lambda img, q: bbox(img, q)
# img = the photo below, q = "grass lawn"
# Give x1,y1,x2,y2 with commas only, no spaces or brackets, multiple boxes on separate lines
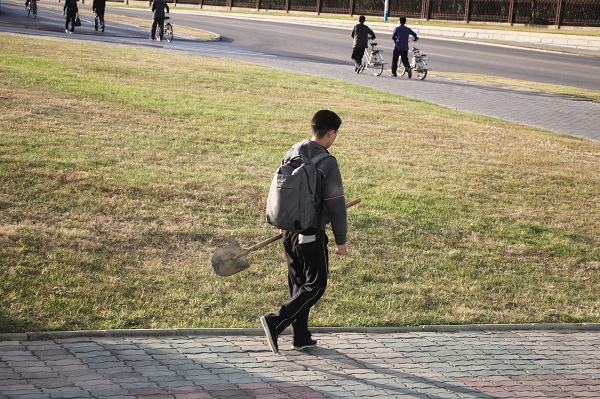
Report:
0,33,599,333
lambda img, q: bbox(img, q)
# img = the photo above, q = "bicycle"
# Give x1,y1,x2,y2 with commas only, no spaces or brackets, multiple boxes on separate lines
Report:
399,46,428,80
25,0,37,18
156,16,173,43
357,41,384,76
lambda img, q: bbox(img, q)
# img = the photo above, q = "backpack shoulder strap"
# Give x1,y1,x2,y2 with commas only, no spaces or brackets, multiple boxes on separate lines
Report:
310,152,333,165
309,152,333,228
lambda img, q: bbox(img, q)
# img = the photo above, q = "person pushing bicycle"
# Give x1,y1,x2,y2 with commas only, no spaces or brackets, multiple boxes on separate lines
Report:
390,17,418,78
390,17,419,79
351,15,376,73
150,0,170,41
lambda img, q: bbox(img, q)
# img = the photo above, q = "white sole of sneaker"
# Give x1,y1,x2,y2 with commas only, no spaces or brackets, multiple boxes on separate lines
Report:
260,316,278,354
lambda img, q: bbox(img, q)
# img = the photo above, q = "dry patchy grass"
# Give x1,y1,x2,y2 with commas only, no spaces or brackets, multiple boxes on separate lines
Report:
0,33,599,333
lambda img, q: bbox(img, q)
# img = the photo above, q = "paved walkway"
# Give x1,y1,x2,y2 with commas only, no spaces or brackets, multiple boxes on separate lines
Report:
2,327,600,398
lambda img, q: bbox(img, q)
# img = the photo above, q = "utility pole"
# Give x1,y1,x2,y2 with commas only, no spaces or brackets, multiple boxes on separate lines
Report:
384,0,389,21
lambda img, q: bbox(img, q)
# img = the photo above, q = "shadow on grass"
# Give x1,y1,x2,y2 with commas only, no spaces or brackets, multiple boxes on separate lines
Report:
0,307,38,334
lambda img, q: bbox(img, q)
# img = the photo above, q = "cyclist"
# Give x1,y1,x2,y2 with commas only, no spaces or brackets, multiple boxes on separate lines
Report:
351,15,376,73
390,17,418,78
150,0,170,41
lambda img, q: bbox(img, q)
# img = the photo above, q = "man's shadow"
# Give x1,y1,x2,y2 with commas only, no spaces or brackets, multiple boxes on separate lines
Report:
280,345,494,399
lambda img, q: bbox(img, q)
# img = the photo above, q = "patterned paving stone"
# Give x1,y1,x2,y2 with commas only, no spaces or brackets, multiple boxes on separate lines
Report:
2,330,600,398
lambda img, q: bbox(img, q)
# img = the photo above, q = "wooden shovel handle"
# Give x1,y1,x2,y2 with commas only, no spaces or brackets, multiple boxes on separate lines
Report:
239,197,362,255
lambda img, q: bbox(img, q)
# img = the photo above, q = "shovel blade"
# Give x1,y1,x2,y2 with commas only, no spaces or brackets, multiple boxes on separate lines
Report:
211,240,250,277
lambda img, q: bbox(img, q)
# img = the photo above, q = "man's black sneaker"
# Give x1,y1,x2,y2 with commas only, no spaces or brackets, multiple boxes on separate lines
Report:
407,69,412,79
291,338,317,350
260,316,279,354
390,73,397,77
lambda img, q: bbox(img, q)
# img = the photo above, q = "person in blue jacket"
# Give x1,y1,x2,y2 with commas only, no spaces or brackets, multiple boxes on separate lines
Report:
390,17,418,78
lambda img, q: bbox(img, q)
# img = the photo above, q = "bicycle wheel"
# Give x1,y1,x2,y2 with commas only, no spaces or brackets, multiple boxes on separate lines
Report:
357,54,367,74
165,23,173,42
398,65,407,77
416,61,427,80
371,53,383,76
27,3,30,17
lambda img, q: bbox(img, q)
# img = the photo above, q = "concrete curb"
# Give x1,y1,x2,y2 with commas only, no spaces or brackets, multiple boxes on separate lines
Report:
2,323,599,341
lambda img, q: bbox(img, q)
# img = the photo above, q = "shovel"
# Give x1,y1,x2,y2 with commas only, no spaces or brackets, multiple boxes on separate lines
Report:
211,198,361,277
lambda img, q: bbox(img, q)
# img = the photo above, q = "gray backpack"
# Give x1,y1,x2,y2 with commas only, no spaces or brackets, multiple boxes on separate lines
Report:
265,153,332,232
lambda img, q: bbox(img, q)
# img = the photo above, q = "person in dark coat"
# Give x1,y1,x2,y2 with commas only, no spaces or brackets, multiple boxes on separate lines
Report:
62,0,78,34
350,15,376,73
150,0,170,41
260,110,349,354
93,0,106,32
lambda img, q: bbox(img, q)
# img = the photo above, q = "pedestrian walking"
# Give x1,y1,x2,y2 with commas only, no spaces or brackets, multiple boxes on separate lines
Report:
390,17,418,78
62,0,78,34
351,15,376,73
150,0,170,41
260,110,349,354
93,0,106,32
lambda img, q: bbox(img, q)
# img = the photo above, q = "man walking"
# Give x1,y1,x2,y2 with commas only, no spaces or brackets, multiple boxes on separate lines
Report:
351,15,376,73
93,0,106,32
260,110,348,354
62,0,78,34
150,0,169,41
390,17,418,78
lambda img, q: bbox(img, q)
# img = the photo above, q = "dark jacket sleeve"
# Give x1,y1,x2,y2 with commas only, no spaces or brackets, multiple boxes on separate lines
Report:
368,27,376,39
320,158,347,245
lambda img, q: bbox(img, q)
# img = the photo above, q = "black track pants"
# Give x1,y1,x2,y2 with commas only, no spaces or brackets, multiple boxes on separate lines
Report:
268,229,329,341
391,49,410,75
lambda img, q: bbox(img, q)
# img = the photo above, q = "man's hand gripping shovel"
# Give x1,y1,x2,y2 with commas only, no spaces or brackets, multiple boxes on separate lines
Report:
211,198,361,277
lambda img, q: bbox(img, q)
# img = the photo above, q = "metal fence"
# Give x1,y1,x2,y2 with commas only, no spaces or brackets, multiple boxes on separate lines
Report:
175,0,600,27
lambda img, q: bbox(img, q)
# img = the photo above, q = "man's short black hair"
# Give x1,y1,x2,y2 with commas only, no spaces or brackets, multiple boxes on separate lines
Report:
400,17,407,24
359,15,366,23
311,110,342,138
